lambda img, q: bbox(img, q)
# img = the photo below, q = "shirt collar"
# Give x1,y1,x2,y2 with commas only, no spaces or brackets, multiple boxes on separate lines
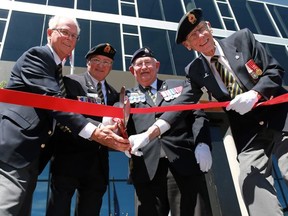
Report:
47,44,62,66
202,39,224,62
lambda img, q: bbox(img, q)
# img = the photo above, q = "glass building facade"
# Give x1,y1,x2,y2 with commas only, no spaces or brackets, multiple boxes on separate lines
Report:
0,0,288,215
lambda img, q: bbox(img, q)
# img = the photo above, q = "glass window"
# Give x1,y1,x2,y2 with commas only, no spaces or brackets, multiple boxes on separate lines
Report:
161,1,183,22
194,0,223,29
264,43,288,85
77,0,118,14
2,11,44,61
15,0,46,4
246,1,278,36
224,19,237,31
230,0,258,33
74,20,122,70
47,0,74,8
137,0,162,20
121,2,136,16
0,9,8,18
267,5,288,38
218,2,231,18
169,31,196,76
32,181,49,216
0,20,5,41
73,19,91,68
108,181,135,215
141,27,174,75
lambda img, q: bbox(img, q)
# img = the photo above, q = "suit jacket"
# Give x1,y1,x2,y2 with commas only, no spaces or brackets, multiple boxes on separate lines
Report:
127,79,211,183
0,45,90,169
48,72,119,180
162,28,288,153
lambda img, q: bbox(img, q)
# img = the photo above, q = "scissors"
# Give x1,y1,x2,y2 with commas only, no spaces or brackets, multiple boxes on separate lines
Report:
116,86,130,139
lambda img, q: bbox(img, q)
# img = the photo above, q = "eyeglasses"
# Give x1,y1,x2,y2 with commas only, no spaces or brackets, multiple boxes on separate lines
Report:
133,61,154,69
89,58,113,67
53,28,79,41
186,22,209,41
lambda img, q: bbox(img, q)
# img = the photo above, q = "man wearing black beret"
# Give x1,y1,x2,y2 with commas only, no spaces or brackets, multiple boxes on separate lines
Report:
45,43,119,216
170,7,288,216
123,47,213,215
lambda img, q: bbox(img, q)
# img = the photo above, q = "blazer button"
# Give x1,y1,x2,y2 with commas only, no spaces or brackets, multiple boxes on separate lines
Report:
259,121,264,125
48,130,52,135
41,144,46,148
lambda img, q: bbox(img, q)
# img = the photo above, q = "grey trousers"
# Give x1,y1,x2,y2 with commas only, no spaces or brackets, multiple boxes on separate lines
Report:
0,159,38,216
238,128,288,216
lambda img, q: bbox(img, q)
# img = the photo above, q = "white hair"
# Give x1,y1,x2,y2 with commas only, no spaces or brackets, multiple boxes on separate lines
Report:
48,15,80,34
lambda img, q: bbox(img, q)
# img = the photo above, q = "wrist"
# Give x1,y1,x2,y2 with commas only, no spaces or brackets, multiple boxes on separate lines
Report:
147,125,160,141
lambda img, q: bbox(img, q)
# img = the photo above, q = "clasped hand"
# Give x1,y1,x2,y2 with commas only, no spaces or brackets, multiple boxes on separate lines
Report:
91,124,130,152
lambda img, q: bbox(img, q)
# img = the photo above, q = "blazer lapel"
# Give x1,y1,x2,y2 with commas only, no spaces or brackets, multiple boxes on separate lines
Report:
155,79,164,106
104,81,117,106
218,40,254,91
197,56,230,101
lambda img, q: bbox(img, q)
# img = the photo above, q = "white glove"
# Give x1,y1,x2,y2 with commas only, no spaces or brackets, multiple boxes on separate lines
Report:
195,143,212,172
102,116,114,126
124,150,131,158
128,132,150,156
226,90,259,115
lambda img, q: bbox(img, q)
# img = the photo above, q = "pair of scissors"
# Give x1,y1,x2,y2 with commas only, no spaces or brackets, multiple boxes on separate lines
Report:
116,86,130,139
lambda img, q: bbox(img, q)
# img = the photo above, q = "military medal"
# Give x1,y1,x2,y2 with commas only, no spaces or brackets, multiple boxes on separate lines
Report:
160,86,183,101
245,59,263,81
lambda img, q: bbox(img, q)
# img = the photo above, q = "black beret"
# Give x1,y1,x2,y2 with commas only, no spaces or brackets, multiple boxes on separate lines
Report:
175,8,204,44
85,43,116,60
130,47,155,64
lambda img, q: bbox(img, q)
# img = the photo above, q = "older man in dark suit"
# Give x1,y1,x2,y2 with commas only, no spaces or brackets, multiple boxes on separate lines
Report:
0,16,129,216
157,8,288,216
126,47,212,216
46,43,119,216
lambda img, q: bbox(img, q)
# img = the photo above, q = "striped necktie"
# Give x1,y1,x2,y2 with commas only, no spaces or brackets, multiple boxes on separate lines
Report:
97,82,105,104
57,64,67,97
211,56,243,98
145,86,157,104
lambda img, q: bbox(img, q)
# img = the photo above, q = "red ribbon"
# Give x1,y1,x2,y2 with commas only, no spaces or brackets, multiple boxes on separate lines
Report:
0,89,287,118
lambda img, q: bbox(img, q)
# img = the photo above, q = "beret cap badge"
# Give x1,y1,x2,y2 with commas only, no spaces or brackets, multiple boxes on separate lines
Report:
188,13,197,24
104,44,111,54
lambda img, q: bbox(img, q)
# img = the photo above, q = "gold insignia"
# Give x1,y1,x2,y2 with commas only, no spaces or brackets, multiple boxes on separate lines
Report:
255,68,263,76
104,44,111,53
188,13,197,24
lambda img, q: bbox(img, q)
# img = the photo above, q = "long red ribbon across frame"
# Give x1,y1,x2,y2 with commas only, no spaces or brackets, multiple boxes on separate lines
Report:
0,89,287,118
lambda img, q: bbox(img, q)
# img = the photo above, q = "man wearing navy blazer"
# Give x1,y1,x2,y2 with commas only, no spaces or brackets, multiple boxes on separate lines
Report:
46,43,119,216
149,8,288,216
0,16,129,216
126,47,212,215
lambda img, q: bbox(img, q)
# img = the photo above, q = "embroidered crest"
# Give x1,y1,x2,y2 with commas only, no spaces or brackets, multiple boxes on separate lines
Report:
104,44,111,54
188,13,197,24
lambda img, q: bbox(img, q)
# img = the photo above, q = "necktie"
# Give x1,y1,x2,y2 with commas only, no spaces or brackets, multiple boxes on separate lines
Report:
145,86,157,104
97,82,105,104
211,56,243,98
57,64,67,97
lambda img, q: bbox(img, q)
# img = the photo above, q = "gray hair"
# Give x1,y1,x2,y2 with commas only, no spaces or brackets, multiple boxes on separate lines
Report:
48,15,80,34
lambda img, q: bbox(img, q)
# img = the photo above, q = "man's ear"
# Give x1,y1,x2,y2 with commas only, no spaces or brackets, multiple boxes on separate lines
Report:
207,21,213,32
129,65,135,76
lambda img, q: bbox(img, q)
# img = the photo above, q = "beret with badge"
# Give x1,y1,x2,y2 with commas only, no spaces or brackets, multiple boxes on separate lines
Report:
85,43,116,60
175,8,204,44
130,47,155,64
